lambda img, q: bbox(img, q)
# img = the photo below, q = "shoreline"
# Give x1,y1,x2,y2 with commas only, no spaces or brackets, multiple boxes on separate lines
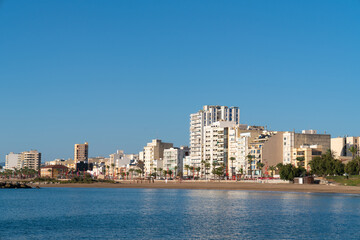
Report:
32,181,360,194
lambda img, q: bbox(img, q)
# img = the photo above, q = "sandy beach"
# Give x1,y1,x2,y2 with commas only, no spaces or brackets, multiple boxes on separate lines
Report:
34,181,360,194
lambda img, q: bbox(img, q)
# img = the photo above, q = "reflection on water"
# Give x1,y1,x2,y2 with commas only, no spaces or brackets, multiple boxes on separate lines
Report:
1,188,360,239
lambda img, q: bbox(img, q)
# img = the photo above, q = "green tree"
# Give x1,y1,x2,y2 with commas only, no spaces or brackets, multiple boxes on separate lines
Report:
184,165,189,177
256,161,265,177
189,166,194,178
168,170,173,178
309,150,344,176
268,166,275,177
345,158,360,175
230,157,236,177
212,163,225,181
106,165,110,177
278,164,307,181
296,157,305,167
348,146,357,160
205,162,211,180
196,167,201,178
111,163,115,178
246,154,254,178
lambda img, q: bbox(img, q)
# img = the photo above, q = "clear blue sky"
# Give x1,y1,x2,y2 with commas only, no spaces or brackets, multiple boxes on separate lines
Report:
1,0,360,162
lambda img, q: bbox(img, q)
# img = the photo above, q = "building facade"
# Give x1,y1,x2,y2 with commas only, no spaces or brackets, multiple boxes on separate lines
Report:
5,152,21,170
20,150,41,171
190,105,240,168
141,139,173,175
331,136,360,162
74,142,89,170
163,146,190,176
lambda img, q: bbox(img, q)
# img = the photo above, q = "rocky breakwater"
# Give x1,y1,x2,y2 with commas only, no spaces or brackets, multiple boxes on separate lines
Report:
0,182,32,189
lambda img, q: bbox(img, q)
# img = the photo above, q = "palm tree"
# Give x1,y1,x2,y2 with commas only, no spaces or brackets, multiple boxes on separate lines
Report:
153,168,157,179
168,170,173,178
230,157,236,178
111,163,115,178
296,157,305,167
205,162,211,180
174,166,178,176
106,165,110,178
189,166,194,179
212,163,224,181
349,145,357,160
196,167,201,178
163,170,168,179
159,168,163,178
256,161,265,177
184,165,190,177
268,166,275,177
201,160,206,178
246,154,254,178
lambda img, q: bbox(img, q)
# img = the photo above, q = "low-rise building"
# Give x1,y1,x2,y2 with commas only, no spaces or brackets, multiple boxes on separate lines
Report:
331,136,360,162
292,145,323,170
40,165,68,178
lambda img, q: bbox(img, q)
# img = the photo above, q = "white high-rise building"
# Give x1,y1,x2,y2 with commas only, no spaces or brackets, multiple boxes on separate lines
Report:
190,105,240,168
5,152,21,170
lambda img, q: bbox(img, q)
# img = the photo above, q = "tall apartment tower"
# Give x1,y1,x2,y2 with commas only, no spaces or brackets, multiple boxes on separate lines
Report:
190,105,240,167
74,142,89,171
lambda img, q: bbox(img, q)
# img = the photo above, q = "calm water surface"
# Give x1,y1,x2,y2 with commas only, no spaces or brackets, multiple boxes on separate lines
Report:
0,188,360,239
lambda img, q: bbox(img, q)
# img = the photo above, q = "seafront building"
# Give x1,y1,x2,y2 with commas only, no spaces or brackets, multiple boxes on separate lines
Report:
45,158,75,169
163,146,190,176
203,121,239,176
190,105,240,169
74,142,89,171
5,150,41,171
40,165,68,178
5,152,21,170
20,150,42,171
139,139,173,176
331,136,360,162
246,130,330,175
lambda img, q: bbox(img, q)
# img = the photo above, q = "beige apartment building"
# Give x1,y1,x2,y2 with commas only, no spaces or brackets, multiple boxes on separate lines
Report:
283,130,330,165
74,142,89,170
331,136,360,162
236,130,330,177
292,145,323,169
40,165,68,178
140,139,173,175
45,158,75,169
20,150,41,171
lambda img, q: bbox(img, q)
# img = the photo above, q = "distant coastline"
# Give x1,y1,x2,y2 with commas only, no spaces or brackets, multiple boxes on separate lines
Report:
34,181,360,194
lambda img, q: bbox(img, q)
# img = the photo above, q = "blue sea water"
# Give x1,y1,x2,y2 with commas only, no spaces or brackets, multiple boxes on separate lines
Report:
0,188,360,240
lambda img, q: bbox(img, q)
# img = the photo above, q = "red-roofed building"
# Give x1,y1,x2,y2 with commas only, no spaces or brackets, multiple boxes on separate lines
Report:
41,165,68,178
